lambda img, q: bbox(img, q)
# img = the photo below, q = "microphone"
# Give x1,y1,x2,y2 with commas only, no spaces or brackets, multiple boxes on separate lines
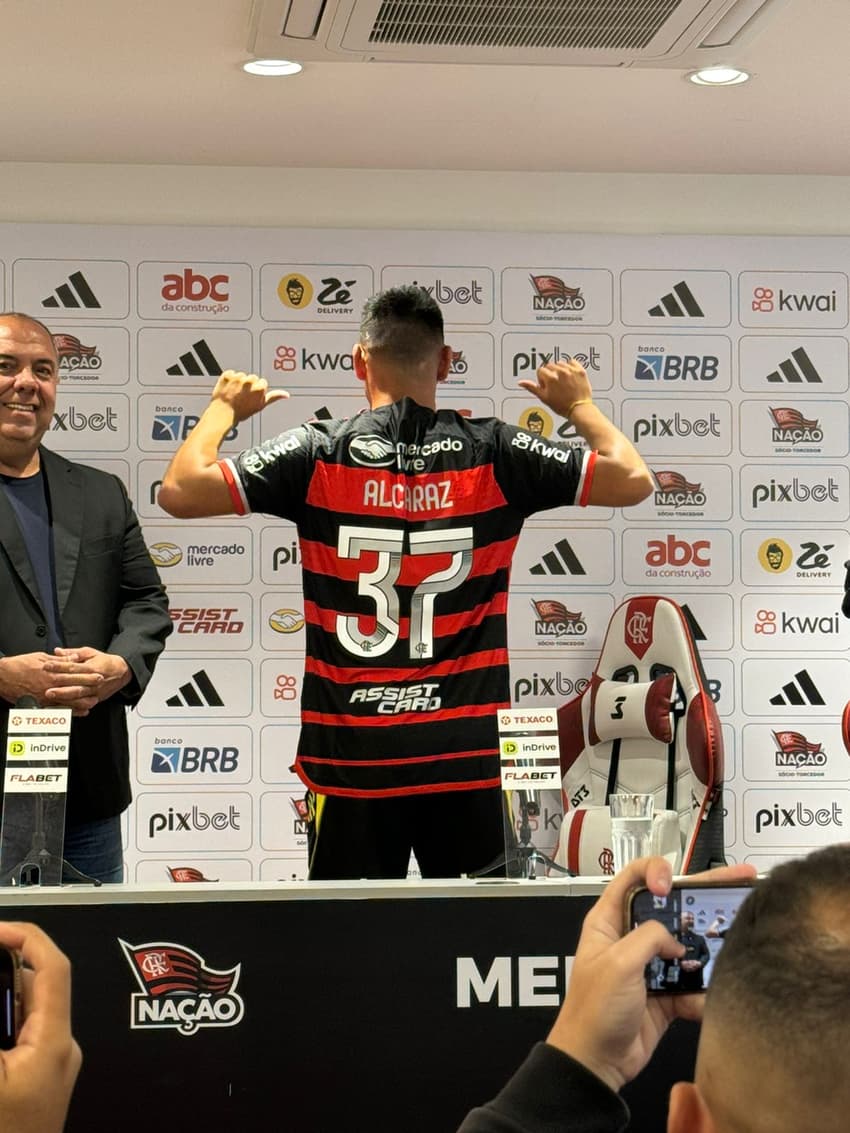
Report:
842,561,850,619
13,696,39,709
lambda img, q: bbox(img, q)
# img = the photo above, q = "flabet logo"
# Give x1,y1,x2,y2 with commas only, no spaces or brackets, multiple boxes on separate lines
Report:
277,274,313,308
120,939,244,1035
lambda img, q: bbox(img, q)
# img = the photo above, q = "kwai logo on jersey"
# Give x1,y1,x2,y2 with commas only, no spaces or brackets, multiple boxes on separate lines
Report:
652,470,706,509
119,939,245,1035
532,599,587,639
739,272,849,328
769,406,823,444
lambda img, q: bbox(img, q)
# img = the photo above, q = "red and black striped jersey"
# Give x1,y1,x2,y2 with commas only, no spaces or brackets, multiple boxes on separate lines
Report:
221,397,595,798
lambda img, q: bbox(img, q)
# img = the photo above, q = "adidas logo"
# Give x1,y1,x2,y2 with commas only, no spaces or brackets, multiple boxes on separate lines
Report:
165,670,224,708
765,346,822,384
530,538,585,576
648,281,704,318
768,669,825,707
42,271,101,310
166,339,223,377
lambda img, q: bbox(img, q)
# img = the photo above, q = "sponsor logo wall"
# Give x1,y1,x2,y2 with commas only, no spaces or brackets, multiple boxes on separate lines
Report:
5,225,849,877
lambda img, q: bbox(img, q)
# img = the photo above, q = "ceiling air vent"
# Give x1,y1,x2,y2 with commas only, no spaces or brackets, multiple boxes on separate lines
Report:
249,0,791,65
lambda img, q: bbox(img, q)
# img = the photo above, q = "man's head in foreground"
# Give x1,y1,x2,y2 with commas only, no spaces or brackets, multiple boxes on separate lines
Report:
674,843,850,1133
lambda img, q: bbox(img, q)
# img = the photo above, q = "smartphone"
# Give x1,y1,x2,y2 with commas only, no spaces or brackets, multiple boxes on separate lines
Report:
0,947,23,1049
627,878,756,994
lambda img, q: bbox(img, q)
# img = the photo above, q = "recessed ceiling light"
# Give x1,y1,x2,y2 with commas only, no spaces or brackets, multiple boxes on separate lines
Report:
687,65,750,86
243,59,303,77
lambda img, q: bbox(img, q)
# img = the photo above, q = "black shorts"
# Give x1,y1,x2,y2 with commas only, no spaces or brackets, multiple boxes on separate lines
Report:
306,787,509,880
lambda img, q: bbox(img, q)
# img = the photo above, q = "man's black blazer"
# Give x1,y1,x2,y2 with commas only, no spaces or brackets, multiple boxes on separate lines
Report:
0,447,172,823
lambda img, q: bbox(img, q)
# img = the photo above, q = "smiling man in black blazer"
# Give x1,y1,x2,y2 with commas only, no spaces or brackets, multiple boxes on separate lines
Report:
0,312,171,882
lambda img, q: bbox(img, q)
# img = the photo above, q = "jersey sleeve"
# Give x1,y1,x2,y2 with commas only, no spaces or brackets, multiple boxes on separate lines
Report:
218,424,319,521
490,422,596,515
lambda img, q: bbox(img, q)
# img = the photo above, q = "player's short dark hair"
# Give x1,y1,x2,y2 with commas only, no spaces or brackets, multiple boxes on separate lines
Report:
0,311,58,358
706,844,850,1070
359,286,444,363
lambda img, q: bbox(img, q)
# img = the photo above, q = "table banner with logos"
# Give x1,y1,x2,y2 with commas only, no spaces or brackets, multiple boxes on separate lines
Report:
1,223,849,875
0,881,692,1133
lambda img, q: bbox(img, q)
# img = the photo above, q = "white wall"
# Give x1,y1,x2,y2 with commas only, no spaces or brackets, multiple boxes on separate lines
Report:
2,164,850,234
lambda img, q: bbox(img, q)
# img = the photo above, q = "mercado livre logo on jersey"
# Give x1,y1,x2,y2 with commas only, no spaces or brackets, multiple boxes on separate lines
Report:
119,939,244,1035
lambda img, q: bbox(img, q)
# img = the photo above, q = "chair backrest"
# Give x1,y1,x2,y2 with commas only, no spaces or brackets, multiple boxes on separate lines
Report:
555,595,725,875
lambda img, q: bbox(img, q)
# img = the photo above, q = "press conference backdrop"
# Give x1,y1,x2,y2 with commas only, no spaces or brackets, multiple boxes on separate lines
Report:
2,223,848,880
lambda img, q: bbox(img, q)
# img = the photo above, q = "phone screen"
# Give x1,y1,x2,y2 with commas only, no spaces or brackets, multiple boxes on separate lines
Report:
629,881,755,994
0,947,22,1049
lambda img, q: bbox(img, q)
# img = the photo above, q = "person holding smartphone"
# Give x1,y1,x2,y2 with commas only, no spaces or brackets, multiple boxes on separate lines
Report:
458,845,850,1132
0,920,81,1133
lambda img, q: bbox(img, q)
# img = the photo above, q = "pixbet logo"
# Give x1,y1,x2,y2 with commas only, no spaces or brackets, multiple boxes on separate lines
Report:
161,269,229,303
411,278,484,305
148,805,240,838
751,478,839,508
512,673,590,701
272,542,300,570
633,412,721,441
52,406,119,432
512,344,602,377
754,801,842,833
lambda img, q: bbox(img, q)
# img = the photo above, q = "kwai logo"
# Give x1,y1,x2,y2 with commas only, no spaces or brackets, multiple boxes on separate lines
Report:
119,939,245,1035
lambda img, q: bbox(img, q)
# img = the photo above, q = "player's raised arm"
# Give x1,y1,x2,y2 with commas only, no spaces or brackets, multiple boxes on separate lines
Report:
158,370,289,518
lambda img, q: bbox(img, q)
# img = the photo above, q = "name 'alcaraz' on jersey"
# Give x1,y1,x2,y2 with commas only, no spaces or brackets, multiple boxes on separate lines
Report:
219,397,595,798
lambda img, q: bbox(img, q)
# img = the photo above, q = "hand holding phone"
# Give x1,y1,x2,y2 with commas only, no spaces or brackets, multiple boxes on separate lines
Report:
0,944,22,1049
627,878,757,994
